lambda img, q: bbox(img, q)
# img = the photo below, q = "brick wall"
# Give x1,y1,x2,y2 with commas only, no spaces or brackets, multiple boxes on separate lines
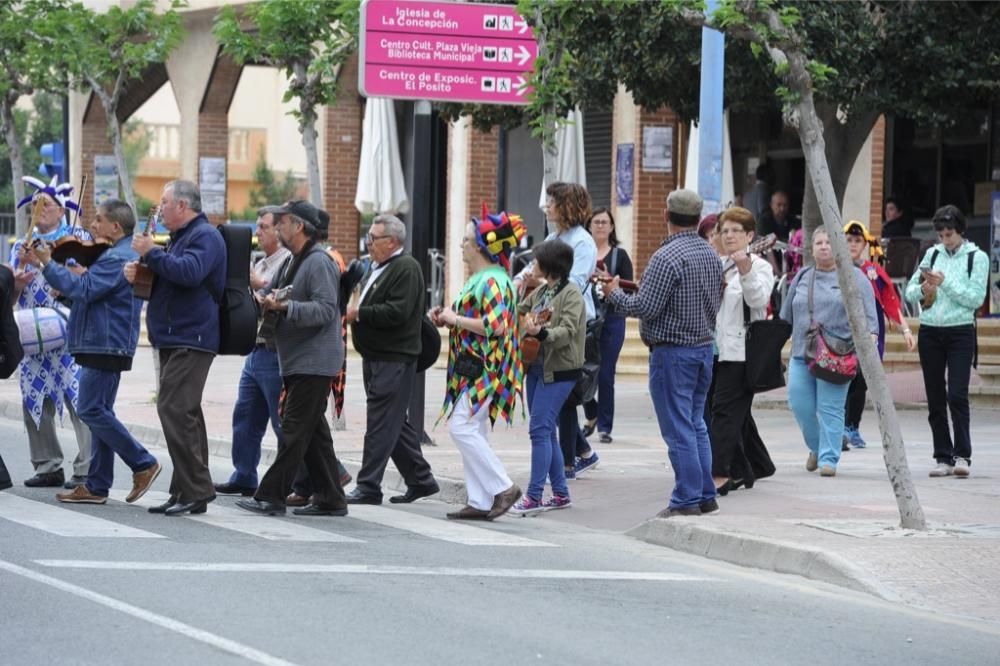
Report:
199,53,243,227
324,52,364,260
79,98,116,225
632,107,679,274
466,126,498,218
869,115,886,235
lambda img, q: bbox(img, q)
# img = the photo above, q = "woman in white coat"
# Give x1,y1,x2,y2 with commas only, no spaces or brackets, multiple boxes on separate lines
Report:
710,207,776,495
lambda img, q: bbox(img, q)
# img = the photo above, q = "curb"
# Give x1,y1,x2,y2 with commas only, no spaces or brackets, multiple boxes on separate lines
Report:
626,517,902,602
0,399,471,506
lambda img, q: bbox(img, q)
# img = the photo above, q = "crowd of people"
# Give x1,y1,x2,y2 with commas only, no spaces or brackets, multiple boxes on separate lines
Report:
0,172,990,520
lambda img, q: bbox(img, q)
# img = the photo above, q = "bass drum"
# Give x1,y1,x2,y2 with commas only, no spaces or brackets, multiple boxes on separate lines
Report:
15,306,69,355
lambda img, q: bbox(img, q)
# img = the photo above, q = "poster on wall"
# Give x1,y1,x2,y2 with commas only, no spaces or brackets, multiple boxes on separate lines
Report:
199,157,226,216
93,155,118,207
615,143,634,206
991,191,1000,316
642,126,673,173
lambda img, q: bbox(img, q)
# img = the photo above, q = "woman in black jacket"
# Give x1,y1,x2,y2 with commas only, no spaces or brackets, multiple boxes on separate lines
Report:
1,264,26,490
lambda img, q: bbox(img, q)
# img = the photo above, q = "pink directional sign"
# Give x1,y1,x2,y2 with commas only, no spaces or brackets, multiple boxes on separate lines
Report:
360,0,536,105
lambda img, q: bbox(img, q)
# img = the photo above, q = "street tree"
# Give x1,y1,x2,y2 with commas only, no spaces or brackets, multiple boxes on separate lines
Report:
214,1,358,208
0,0,72,236
520,0,999,529
52,0,184,214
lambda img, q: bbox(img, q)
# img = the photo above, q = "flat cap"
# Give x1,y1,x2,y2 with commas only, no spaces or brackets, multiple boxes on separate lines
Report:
667,189,703,217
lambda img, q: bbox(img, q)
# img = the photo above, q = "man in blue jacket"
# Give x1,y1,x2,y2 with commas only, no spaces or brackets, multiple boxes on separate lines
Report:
23,199,161,505
125,180,226,516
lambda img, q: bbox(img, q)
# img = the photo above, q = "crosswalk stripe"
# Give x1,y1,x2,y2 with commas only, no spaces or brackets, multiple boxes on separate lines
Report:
0,493,164,539
107,490,363,543
345,504,558,547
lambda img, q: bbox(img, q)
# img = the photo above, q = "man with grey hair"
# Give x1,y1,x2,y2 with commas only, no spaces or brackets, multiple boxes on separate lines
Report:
125,179,226,516
24,198,160,505
343,214,439,505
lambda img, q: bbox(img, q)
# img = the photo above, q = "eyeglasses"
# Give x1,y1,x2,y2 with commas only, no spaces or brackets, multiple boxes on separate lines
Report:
719,227,747,236
366,233,392,243
590,219,611,227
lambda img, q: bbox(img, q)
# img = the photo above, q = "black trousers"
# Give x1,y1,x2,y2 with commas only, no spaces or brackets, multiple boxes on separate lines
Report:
918,324,976,464
845,368,868,429
710,361,775,481
0,452,11,489
255,375,345,509
355,359,435,498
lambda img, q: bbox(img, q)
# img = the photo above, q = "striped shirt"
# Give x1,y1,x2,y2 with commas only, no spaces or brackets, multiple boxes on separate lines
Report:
608,229,722,347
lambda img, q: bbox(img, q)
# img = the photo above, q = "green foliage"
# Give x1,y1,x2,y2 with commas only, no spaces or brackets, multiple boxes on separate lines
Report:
213,0,358,131
0,93,65,212
247,155,299,213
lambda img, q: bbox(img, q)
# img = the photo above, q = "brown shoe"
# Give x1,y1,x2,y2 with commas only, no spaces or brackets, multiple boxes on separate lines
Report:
446,505,491,520
285,493,309,507
56,485,107,504
487,484,522,520
126,462,162,503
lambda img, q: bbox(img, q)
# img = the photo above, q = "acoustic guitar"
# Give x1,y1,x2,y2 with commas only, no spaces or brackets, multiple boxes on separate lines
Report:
132,205,158,300
256,284,293,348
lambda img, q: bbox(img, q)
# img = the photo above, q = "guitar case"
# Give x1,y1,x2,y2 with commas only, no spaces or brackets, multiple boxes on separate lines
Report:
217,224,258,356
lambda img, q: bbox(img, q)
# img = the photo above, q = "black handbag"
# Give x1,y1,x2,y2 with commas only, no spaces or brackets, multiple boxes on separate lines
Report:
454,350,485,379
742,300,791,394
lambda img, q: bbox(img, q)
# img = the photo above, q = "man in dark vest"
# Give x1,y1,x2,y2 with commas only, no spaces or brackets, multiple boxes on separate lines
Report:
343,214,439,505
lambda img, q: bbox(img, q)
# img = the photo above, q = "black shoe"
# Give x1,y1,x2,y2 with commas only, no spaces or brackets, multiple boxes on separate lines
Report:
700,499,720,515
293,504,348,517
715,481,730,497
164,499,209,516
0,479,12,491
148,498,178,514
214,481,256,496
63,475,87,489
389,482,440,504
24,470,65,488
235,498,286,515
345,489,382,505
656,506,702,518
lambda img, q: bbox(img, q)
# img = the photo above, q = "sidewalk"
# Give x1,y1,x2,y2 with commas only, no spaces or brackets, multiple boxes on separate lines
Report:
2,349,998,625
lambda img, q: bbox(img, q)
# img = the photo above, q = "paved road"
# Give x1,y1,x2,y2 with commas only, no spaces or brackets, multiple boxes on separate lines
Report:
2,422,998,665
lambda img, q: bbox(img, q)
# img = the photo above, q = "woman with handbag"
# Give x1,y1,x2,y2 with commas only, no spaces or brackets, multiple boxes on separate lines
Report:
512,240,586,516
582,208,633,443
710,207,777,495
432,208,526,520
779,227,877,477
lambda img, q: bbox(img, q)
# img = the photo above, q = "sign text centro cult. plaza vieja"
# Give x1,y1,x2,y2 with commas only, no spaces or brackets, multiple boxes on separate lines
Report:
359,0,537,105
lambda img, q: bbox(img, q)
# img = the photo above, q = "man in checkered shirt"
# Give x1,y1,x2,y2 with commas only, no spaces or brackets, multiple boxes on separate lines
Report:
601,189,723,518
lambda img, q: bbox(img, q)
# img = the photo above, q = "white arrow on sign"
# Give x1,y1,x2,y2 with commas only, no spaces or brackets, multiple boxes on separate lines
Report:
514,76,528,96
514,18,528,35
516,45,531,66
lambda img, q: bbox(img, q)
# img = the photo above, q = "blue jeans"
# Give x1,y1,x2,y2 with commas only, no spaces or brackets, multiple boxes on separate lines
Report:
229,347,284,487
787,357,850,469
583,314,626,433
648,344,715,510
525,363,573,501
77,366,157,497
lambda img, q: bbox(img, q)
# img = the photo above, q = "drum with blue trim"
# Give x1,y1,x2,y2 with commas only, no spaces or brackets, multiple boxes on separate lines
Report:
15,306,69,355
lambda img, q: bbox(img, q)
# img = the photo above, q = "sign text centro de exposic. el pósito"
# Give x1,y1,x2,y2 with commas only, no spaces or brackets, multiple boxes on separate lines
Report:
359,0,537,105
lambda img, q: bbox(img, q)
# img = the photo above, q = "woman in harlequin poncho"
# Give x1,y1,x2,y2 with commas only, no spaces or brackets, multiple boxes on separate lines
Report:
842,221,916,450
431,206,525,521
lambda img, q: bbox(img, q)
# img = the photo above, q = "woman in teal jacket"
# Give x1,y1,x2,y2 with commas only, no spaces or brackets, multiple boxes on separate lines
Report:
904,205,988,479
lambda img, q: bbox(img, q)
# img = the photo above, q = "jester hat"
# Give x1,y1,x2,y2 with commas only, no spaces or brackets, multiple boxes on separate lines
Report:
473,202,525,270
17,175,80,212
843,220,883,262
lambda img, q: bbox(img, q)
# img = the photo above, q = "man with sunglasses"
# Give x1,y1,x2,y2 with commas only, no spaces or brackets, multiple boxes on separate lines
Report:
342,214,439,505
904,205,988,479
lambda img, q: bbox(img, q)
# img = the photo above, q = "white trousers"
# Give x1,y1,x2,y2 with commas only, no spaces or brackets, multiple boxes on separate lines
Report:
449,393,512,511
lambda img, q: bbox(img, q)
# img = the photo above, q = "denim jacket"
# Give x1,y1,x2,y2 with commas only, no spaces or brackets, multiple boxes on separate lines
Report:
144,214,227,353
42,236,142,358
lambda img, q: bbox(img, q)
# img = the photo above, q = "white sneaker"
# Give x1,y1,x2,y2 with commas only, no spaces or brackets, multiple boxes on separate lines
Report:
953,459,970,478
929,462,954,477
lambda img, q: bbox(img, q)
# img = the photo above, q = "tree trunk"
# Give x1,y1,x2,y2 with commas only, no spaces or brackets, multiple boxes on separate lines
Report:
94,92,136,214
292,62,323,208
1,98,28,238
772,28,926,529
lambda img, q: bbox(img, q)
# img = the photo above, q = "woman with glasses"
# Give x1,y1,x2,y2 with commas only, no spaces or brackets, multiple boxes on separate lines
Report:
904,206,988,478
710,207,776,495
582,208,633,443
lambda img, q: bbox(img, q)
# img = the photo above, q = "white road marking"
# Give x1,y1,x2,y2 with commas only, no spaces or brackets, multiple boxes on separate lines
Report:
345,504,558,547
107,490,362,543
0,493,164,539
34,560,720,582
0,559,302,666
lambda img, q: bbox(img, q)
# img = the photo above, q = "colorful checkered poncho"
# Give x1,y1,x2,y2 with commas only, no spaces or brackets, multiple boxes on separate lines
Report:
438,266,522,426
